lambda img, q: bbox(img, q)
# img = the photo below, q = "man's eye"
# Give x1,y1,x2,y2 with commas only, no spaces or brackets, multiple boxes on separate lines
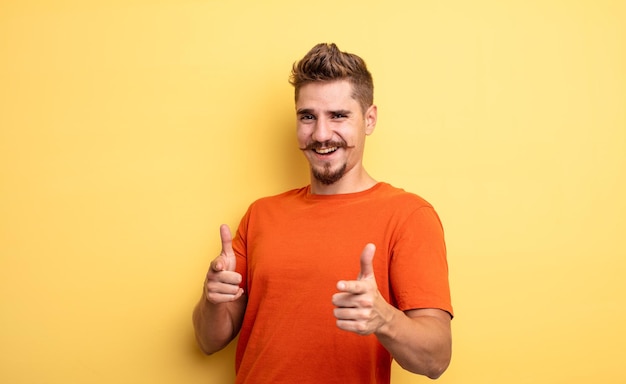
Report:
300,115,314,120
332,114,347,119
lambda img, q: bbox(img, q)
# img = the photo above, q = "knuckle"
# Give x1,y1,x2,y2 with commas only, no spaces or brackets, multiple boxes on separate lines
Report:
356,297,373,308
355,322,369,335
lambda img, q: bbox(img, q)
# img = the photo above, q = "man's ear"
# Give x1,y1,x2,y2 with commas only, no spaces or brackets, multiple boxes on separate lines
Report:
365,104,377,135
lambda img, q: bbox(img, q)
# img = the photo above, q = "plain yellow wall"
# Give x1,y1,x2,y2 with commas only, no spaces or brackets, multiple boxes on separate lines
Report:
1,1,625,383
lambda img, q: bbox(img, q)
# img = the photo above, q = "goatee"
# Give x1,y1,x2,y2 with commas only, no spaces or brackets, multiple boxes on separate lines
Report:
312,162,347,185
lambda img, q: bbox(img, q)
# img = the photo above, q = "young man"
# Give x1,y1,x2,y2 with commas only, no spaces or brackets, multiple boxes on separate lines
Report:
193,43,453,383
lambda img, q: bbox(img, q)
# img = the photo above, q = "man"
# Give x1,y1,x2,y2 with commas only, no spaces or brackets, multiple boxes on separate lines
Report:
193,43,453,383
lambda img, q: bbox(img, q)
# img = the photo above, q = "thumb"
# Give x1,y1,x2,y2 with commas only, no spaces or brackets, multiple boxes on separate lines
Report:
213,224,236,272
358,243,376,280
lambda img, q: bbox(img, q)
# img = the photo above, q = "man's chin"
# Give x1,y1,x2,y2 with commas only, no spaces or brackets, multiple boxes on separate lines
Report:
311,164,347,185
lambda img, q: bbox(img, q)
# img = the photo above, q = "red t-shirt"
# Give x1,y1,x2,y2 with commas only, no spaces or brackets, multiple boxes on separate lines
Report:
232,182,453,383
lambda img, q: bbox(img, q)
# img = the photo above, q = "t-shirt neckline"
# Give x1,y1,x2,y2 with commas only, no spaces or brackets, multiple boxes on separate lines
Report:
304,182,386,200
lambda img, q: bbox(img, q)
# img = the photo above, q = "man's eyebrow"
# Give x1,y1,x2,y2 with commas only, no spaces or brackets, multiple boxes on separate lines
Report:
329,109,351,115
296,108,352,116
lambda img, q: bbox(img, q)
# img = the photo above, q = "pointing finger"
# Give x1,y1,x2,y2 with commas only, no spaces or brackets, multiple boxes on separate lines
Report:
210,255,226,272
336,280,371,294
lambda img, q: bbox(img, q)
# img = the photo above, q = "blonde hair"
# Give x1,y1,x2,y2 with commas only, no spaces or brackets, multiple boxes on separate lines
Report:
289,43,374,113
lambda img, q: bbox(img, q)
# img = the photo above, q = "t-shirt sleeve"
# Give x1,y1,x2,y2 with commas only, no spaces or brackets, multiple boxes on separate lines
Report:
232,208,250,290
389,206,453,317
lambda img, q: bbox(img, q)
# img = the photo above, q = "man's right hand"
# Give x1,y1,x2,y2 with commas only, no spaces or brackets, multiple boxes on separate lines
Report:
204,224,244,304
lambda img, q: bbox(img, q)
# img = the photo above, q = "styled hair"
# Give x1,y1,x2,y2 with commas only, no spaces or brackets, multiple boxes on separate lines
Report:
289,43,374,113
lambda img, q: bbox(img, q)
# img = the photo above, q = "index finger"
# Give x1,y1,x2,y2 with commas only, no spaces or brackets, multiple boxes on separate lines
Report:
336,280,369,294
210,254,228,272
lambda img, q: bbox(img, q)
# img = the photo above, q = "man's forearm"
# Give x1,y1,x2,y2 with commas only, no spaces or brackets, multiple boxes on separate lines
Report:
375,307,452,379
192,293,247,355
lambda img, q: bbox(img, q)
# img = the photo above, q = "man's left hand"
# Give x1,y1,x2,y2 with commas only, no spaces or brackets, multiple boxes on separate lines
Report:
332,243,392,335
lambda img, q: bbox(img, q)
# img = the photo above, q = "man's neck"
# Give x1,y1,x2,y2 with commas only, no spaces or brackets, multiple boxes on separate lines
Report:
309,171,377,195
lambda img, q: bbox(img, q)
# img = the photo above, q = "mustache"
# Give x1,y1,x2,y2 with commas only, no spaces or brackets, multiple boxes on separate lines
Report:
299,140,355,151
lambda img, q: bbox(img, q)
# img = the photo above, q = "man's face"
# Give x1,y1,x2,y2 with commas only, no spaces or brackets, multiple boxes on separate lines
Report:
295,80,376,186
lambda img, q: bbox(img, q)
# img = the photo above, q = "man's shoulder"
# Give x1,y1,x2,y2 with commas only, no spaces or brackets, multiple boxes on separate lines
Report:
375,182,433,209
248,185,309,208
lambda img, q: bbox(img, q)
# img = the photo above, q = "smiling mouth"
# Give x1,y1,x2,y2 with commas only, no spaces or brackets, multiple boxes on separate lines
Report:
300,140,350,155
314,146,338,155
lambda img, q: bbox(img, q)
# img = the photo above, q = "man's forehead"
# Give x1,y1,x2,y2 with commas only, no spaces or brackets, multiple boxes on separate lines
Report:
298,79,353,94
296,80,357,109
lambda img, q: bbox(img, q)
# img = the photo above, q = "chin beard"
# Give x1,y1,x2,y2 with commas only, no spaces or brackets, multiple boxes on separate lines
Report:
311,163,347,185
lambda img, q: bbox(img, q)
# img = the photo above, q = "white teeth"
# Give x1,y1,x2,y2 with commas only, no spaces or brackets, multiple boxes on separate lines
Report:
315,147,337,154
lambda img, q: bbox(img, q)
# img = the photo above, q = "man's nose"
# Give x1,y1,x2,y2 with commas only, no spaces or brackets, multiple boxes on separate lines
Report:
311,118,333,143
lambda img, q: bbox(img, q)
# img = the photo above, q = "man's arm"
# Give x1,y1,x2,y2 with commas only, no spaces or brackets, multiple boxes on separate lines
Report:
374,307,451,379
192,224,247,354
332,244,452,379
193,292,247,354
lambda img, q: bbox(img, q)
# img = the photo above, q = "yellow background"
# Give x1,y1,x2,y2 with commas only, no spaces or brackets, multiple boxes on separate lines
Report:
1,1,625,383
